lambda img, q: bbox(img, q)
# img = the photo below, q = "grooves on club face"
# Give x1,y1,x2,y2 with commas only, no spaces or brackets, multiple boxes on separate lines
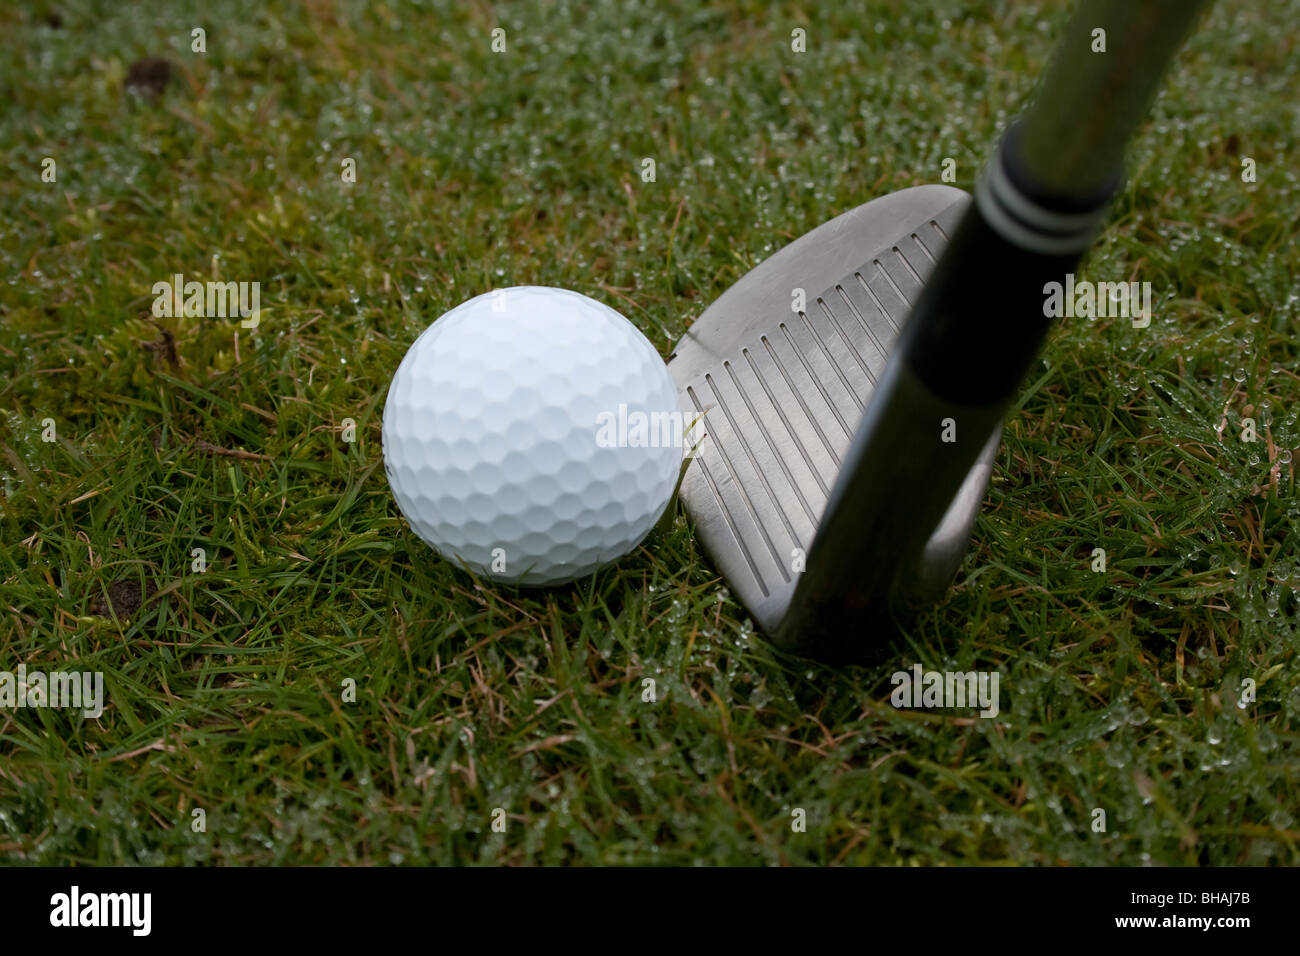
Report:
667,185,991,637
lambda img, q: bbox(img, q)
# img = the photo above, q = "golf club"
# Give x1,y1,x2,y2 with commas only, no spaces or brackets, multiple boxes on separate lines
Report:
667,0,1212,657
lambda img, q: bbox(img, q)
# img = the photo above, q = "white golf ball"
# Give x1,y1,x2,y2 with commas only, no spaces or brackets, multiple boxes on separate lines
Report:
383,286,682,586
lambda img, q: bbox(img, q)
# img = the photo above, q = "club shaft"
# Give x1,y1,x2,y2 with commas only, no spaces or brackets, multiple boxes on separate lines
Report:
1017,0,1212,198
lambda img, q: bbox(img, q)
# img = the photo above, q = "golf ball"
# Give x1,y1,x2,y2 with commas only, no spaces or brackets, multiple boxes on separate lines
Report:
383,286,682,585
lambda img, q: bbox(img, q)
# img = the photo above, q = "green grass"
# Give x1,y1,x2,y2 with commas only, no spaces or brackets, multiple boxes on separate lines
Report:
1,0,1297,865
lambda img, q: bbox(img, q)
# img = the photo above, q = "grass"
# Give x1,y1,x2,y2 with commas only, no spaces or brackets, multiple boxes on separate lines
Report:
0,0,1297,865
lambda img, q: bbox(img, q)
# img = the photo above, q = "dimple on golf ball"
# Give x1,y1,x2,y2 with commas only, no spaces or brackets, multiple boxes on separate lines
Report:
382,286,682,586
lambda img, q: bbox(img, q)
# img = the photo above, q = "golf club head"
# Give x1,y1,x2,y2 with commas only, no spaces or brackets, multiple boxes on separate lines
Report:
668,185,999,635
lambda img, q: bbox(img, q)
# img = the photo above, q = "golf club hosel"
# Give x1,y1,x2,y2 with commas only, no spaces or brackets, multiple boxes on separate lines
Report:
901,178,1101,408
980,121,1119,255
775,357,1003,649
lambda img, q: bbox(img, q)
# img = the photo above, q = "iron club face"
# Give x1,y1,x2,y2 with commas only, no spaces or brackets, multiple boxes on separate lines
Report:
667,185,999,638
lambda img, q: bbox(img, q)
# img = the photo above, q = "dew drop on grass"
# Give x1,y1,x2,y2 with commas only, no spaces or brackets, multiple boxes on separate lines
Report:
1265,588,1280,618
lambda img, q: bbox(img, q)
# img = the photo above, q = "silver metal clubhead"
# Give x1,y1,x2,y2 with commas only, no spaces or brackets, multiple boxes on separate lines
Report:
667,184,999,634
